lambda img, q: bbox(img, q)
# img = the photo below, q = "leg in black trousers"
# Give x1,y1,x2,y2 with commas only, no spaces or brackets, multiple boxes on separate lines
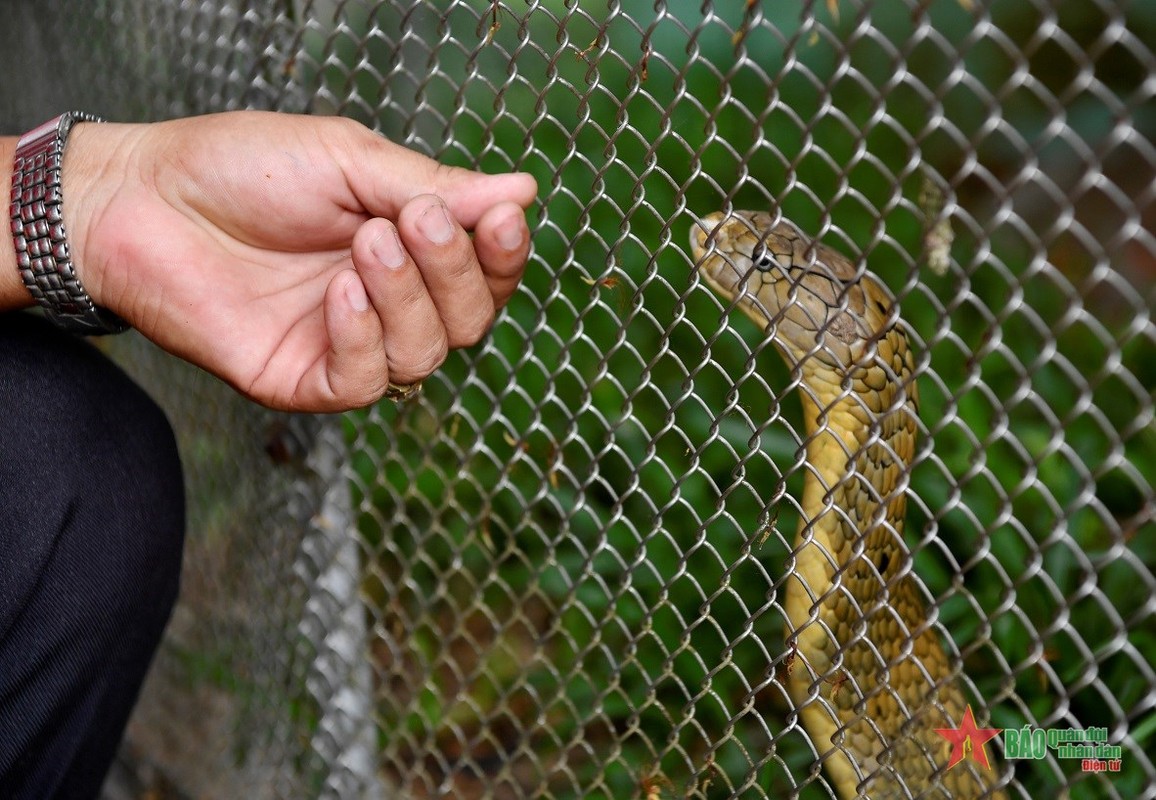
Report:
0,313,186,799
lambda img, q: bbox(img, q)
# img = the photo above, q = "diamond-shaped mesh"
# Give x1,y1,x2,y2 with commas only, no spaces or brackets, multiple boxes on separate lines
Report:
3,1,1154,798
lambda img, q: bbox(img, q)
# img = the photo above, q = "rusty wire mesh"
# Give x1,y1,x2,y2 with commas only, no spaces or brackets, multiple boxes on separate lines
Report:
3,0,1154,798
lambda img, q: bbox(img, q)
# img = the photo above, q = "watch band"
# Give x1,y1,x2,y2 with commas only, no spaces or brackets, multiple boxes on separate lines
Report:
9,111,128,335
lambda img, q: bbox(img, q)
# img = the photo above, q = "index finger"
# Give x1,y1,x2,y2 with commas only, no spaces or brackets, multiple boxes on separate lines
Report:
337,123,538,228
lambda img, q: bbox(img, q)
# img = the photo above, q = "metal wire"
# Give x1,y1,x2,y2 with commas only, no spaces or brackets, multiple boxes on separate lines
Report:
4,1,1154,798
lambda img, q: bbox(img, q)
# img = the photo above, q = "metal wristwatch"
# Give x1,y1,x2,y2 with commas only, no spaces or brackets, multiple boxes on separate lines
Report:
9,111,128,335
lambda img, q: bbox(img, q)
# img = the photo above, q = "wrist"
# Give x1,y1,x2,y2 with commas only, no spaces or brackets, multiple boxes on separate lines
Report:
58,120,152,320
59,120,117,313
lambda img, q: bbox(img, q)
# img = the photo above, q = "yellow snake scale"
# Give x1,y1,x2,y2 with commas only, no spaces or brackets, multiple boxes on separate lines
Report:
689,211,1006,799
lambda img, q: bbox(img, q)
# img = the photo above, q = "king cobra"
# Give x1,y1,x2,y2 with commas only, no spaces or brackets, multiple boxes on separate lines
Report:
689,211,1006,799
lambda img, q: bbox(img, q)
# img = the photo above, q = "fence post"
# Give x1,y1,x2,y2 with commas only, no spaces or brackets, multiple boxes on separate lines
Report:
298,418,387,800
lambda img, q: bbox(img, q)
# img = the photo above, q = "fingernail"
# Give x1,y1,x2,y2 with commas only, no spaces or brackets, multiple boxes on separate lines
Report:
345,275,369,312
371,227,405,269
495,214,525,251
417,200,454,245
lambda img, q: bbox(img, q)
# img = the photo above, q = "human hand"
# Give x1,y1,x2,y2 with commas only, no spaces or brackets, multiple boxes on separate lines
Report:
59,111,536,412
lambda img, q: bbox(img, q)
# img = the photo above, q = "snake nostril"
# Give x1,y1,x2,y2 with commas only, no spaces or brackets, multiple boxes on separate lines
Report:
877,551,890,574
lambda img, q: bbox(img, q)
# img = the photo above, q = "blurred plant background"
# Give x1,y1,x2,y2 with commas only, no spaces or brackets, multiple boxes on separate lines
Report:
11,0,1148,798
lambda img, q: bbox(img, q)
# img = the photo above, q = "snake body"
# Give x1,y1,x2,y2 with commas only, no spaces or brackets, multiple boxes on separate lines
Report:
689,211,1005,799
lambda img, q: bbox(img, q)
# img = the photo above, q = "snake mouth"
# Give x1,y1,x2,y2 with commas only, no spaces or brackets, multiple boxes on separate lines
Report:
688,213,722,258
687,215,786,338
688,213,762,301
688,213,758,293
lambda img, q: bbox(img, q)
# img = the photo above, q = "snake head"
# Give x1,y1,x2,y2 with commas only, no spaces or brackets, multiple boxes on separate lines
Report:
688,210,894,369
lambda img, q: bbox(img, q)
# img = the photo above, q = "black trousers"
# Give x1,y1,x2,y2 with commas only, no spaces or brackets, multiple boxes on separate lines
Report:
0,313,185,799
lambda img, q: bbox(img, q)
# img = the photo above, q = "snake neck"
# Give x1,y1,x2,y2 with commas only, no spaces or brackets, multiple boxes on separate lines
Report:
792,326,920,568
786,331,1007,799
784,328,929,794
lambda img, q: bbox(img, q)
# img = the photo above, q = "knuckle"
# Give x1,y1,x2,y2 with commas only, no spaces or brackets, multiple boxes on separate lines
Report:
450,307,495,347
328,369,389,412
394,280,430,311
356,376,390,408
446,252,478,279
330,114,369,140
418,250,474,285
397,337,449,381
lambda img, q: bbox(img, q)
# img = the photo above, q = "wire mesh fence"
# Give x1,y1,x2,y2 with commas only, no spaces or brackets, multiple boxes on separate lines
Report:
3,0,1154,798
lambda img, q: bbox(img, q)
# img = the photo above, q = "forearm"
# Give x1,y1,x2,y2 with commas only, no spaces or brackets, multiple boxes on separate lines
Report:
0,136,34,312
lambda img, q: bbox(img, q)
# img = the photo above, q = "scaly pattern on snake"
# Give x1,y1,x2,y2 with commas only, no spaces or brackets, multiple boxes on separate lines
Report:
689,211,1006,799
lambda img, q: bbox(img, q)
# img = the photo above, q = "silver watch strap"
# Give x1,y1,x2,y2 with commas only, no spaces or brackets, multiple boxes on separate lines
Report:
9,111,128,335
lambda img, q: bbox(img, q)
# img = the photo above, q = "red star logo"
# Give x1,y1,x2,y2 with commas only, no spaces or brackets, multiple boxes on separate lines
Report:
934,704,1001,770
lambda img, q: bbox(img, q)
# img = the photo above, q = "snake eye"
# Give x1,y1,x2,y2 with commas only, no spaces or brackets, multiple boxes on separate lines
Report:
751,244,778,272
